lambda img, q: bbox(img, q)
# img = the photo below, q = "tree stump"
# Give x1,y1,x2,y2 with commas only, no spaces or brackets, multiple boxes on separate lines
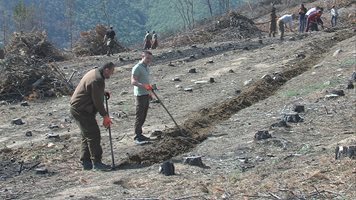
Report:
330,89,345,96
0,49,4,59
188,68,197,73
270,120,289,128
293,104,305,113
254,130,272,140
335,146,356,160
159,161,175,176
283,113,303,123
183,156,205,167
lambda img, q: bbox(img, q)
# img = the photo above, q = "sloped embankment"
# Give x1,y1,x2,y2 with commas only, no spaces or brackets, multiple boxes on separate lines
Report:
120,29,355,167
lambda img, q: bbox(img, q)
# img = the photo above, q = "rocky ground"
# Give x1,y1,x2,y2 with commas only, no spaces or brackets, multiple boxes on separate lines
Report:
1,2,356,200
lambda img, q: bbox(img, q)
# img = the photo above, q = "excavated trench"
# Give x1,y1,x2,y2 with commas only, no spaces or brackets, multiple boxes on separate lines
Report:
119,29,355,167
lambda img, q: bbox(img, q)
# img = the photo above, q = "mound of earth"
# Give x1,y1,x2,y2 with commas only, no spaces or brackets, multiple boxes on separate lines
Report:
72,24,128,56
0,32,72,101
161,11,260,47
4,31,66,62
0,55,73,101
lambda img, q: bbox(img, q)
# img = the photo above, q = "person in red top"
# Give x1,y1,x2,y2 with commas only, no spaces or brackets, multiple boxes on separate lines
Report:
306,10,324,32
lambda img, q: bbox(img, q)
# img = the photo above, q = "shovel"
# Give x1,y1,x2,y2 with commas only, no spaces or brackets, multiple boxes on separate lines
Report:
150,85,183,135
105,95,115,170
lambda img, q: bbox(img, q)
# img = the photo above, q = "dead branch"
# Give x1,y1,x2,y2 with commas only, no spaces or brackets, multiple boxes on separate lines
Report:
269,192,282,199
174,194,204,200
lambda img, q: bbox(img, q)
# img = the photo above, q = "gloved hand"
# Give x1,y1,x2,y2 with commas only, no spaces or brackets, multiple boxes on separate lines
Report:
103,115,112,128
143,84,153,91
104,91,111,100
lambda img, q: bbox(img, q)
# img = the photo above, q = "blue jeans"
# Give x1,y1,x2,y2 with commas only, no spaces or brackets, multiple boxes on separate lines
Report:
331,16,337,27
299,15,306,33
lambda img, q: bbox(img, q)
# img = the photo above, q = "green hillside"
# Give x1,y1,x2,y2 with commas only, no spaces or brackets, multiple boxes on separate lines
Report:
0,0,245,48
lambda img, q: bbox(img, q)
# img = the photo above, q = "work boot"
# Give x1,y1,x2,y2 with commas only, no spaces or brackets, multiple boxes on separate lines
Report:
134,134,151,144
93,162,111,171
82,160,93,170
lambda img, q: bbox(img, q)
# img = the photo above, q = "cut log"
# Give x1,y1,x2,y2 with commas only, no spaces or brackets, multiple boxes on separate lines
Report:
183,156,205,167
283,113,303,123
0,49,4,59
159,161,175,176
254,130,272,140
293,104,305,113
335,146,356,160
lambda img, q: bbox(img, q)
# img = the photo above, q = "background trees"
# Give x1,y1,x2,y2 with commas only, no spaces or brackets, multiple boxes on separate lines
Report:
0,0,251,48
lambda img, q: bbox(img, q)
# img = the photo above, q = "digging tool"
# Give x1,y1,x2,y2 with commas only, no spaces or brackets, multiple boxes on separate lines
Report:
105,95,115,170
150,85,183,135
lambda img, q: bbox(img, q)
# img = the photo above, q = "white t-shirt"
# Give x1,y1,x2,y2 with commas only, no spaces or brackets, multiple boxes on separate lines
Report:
279,15,293,28
306,7,317,16
331,8,338,17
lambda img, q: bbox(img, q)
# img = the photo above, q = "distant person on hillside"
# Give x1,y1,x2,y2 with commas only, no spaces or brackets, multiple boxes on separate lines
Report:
306,10,324,32
70,62,115,171
143,31,152,50
103,26,116,56
151,31,158,49
269,6,277,37
131,51,153,144
330,5,338,27
277,14,295,40
298,4,308,33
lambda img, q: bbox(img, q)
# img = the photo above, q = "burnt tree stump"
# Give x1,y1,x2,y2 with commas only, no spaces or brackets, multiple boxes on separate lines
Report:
254,130,272,140
283,113,303,123
159,161,175,176
183,156,206,167
293,104,305,113
335,146,356,160
0,49,4,59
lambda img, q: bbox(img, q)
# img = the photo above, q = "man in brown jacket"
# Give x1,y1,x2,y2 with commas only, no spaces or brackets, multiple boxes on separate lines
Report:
70,62,114,170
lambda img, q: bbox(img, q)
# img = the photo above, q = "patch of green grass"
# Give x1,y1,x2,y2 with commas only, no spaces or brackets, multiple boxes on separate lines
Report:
340,58,356,68
297,144,314,155
280,79,342,97
229,170,242,184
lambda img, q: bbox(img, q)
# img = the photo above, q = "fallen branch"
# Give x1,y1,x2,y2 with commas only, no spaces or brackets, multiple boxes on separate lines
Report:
174,194,204,200
27,162,41,171
323,106,329,114
269,192,281,199
17,161,24,175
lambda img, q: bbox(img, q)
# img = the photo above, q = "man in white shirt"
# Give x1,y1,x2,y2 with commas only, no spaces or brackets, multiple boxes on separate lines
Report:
330,5,338,27
277,14,295,40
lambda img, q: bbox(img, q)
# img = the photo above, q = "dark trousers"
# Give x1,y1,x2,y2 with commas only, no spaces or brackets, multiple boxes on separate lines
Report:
135,95,150,136
70,107,102,163
331,16,337,27
299,15,306,33
144,41,152,50
278,20,285,39
269,20,277,37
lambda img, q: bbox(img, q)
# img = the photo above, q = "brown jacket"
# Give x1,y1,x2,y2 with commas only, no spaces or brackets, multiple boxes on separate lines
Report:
70,68,107,117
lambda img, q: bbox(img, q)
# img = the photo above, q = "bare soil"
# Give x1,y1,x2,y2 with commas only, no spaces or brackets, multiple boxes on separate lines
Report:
1,6,356,200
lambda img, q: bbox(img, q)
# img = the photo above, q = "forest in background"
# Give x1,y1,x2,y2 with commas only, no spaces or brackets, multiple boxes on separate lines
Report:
0,0,250,48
